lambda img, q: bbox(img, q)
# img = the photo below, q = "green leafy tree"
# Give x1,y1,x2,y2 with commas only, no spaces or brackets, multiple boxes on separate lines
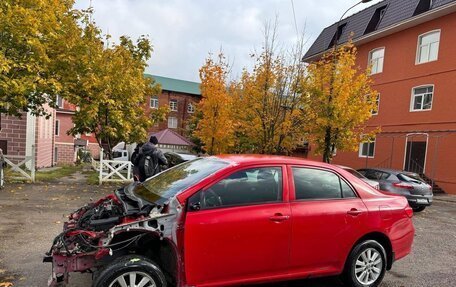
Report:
0,0,80,117
56,17,163,157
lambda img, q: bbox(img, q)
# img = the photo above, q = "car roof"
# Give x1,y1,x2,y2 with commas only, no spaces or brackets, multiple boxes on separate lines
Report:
358,167,409,175
213,154,335,169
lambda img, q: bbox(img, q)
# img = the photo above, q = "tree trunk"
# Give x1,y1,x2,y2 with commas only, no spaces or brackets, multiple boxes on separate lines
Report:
322,126,332,163
209,137,215,155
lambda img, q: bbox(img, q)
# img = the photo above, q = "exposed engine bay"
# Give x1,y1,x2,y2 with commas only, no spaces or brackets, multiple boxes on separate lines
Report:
44,184,181,287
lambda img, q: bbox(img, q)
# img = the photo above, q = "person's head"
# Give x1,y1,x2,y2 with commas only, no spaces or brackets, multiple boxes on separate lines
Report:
149,136,158,145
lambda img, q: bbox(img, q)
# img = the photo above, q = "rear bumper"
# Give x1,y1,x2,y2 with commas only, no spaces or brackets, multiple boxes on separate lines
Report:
406,194,433,207
390,218,415,263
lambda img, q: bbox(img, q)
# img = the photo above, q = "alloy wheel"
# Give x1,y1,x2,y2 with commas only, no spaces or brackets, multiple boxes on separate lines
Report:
108,271,156,287
354,247,383,285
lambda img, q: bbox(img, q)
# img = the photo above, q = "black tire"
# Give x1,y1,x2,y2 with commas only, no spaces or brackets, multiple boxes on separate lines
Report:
413,206,426,212
93,255,167,287
342,240,387,287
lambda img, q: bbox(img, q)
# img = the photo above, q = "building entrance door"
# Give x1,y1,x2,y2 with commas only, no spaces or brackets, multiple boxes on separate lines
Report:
404,141,427,174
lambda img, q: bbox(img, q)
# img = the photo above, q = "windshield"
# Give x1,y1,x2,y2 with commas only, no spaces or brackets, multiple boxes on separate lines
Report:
133,158,230,204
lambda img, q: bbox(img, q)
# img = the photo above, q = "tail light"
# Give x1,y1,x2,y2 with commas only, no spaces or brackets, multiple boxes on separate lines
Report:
405,206,414,218
393,182,414,190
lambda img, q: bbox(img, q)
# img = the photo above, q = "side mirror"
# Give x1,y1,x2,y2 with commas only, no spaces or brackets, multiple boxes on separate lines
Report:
190,202,201,211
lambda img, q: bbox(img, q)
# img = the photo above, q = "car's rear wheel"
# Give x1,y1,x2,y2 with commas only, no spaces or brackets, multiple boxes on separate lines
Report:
413,206,426,212
342,240,387,287
93,255,167,287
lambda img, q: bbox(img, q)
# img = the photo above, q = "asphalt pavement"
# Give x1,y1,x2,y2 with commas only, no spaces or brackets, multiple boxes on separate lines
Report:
0,183,455,287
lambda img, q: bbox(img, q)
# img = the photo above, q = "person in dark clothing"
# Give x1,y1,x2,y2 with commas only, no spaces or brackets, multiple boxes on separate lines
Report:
134,136,168,182
131,142,143,181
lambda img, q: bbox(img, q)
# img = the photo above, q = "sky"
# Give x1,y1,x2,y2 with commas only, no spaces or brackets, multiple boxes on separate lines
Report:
74,0,383,82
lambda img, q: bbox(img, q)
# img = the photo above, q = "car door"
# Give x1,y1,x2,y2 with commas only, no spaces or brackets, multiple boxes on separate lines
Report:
184,165,291,286
288,166,368,276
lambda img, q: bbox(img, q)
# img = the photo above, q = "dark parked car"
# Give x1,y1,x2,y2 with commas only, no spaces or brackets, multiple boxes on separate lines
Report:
357,168,433,212
45,156,414,287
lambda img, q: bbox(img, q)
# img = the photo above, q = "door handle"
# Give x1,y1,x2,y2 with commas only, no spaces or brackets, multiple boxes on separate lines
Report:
269,213,290,222
347,208,363,216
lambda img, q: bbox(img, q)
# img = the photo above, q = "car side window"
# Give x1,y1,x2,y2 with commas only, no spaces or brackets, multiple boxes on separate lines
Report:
293,168,357,200
190,167,283,210
341,180,357,198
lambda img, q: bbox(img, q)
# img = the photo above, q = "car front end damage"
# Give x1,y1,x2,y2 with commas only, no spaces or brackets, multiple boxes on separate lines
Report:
44,185,183,287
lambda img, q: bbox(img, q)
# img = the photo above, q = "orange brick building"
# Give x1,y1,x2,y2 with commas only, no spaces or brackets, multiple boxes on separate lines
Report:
304,0,456,194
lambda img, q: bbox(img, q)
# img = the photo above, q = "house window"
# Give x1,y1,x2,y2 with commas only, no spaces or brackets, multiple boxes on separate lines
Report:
414,0,433,16
359,139,375,158
372,94,380,115
187,103,195,113
55,120,60,136
417,30,440,64
170,99,178,111
0,140,7,155
328,23,347,48
150,96,159,109
369,48,385,74
411,86,433,111
364,5,388,34
56,95,64,108
168,117,178,129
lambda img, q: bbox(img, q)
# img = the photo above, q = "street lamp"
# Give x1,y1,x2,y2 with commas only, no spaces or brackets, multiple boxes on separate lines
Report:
324,0,373,163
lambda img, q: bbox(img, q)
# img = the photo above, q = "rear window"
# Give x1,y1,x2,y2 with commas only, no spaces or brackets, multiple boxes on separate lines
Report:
398,173,425,184
343,168,366,179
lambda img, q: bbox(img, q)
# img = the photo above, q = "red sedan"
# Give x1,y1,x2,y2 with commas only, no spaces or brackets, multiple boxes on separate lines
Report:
46,155,414,287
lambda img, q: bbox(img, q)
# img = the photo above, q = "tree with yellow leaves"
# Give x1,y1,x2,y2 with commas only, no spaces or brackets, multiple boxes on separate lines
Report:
304,41,378,163
231,25,308,154
195,53,234,155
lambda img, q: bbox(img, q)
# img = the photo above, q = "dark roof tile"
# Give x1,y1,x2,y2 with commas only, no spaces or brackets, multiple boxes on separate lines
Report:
304,0,456,60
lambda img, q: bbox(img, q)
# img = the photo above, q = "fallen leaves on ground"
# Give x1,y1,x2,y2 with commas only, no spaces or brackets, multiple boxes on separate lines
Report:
0,282,13,287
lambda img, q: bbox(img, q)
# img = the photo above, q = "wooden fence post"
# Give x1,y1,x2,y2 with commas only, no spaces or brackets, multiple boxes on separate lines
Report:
31,145,36,182
99,148,104,185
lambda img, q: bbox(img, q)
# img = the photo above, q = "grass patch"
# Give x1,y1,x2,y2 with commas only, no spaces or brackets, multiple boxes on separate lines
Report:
83,169,100,185
35,165,83,182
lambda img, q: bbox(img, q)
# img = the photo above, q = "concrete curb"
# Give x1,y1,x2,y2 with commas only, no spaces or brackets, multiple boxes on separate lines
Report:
433,196,456,203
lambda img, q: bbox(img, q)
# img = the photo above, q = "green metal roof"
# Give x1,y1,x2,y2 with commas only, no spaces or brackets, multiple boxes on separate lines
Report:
145,74,201,96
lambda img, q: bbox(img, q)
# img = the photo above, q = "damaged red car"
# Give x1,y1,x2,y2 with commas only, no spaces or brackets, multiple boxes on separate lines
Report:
45,155,415,287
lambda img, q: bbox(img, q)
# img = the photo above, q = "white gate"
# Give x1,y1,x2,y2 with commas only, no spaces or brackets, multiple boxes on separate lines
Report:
2,145,36,183
97,149,133,185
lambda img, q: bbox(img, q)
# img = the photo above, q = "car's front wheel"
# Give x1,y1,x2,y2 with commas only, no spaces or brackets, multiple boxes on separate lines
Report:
342,240,387,287
93,255,167,287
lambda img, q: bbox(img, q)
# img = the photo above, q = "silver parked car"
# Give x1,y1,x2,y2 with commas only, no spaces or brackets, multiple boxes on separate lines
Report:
337,165,380,190
357,168,433,212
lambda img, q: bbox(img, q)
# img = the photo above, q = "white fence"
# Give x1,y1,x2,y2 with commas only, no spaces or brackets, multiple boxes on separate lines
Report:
95,148,133,185
2,145,36,183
